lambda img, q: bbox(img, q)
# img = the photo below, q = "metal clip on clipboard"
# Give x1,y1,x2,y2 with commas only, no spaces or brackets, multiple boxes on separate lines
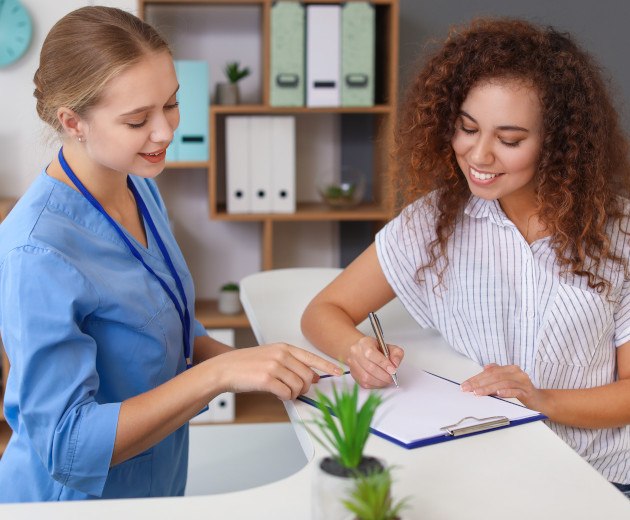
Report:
440,416,510,437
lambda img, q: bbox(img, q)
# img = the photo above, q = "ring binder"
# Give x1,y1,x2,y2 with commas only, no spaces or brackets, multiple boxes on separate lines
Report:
276,73,299,87
345,73,369,87
440,416,510,437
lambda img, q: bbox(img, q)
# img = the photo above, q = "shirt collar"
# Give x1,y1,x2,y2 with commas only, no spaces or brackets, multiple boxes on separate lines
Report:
463,195,513,227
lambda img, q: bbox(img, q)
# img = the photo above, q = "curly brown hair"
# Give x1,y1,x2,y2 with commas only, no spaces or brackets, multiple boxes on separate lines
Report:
395,17,630,293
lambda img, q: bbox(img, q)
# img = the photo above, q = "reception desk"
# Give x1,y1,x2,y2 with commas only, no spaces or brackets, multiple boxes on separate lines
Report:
1,268,629,519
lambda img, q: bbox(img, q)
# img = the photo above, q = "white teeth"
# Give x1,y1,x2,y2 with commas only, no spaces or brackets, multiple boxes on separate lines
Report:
471,168,499,181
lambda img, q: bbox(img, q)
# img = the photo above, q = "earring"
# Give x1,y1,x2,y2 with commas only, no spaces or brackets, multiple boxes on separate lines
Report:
78,136,84,142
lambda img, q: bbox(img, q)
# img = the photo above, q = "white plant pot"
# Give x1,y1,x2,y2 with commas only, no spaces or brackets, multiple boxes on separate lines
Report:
215,82,240,105
218,291,241,315
311,456,384,520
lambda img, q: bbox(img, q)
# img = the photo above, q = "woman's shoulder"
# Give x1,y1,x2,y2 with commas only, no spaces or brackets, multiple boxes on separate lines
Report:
380,192,439,247
393,191,435,214
0,173,53,255
0,172,96,271
394,191,440,227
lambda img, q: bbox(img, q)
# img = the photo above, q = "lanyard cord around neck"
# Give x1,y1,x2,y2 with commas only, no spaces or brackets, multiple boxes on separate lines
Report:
58,147,192,369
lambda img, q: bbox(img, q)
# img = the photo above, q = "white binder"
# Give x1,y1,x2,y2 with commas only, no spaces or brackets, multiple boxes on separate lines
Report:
249,116,273,213
306,5,341,107
226,116,251,214
271,116,296,213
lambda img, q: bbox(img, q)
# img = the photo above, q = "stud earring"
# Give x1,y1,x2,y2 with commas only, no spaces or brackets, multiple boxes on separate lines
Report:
78,136,84,142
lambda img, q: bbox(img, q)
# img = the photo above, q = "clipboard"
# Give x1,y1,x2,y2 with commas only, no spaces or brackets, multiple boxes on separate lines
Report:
299,366,546,449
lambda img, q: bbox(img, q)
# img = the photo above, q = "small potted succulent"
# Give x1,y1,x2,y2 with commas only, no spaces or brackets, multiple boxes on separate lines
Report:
343,466,409,520
215,61,250,105
308,381,384,520
217,282,242,315
317,166,366,208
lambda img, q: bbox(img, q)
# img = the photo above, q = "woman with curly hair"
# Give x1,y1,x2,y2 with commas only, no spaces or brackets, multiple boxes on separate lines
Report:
302,18,630,491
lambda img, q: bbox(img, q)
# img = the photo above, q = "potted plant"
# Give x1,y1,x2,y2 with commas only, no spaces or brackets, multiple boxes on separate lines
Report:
215,61,250,105
308,381,385,520
217,282,242,315
343,466,409,520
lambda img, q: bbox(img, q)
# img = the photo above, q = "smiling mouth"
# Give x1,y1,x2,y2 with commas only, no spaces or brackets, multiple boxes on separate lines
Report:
141,149,165,157
470,167,502,181
139,148,167,163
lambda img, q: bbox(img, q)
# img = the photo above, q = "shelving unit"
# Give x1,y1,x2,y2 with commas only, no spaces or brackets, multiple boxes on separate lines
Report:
0,198,16,458
195,299,249,329
232,392,288,423
138,0,399,424
139,0,399,270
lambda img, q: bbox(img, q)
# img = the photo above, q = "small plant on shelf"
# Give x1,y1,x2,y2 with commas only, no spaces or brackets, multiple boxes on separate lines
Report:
224,61,250,84
317,167,366,208
218,281,241,315
220,282,239,292
215,62,250,105
343,465,409,520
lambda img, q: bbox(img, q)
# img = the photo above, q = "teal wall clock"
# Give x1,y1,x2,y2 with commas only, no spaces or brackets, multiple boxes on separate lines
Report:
0,0,33,68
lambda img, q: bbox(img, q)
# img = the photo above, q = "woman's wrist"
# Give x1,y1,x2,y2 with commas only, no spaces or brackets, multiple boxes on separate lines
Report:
193,356,231,402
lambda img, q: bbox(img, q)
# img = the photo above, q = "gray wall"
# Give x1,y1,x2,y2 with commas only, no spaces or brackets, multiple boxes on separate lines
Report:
398,0,630,130
341,0,630,265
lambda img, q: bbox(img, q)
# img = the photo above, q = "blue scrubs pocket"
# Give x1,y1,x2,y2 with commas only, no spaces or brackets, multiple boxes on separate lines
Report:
99,451,154,499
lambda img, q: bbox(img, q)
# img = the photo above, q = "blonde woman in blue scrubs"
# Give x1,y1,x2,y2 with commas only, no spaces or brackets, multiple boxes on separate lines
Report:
0,6,341,502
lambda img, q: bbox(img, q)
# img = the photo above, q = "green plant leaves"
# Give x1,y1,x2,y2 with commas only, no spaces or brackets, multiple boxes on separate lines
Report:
309,381,383,469
224,61,250,84
342,466,409,520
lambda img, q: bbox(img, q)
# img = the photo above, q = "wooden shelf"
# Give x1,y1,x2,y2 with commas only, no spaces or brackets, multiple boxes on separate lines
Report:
0,376,8,459
0,198,16,221
0,421,10,458
165,161,209,169
195,299,250,329
142,0,394,7
212,104,392,115
190,393,289,425
232,392,288,424
212,202,392,222
142,0,267,6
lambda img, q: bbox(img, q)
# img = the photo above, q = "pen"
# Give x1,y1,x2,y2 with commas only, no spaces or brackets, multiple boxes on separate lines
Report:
368,311,399,388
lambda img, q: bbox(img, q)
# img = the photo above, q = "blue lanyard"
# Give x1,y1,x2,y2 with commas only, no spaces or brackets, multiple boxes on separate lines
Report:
58,147,192,369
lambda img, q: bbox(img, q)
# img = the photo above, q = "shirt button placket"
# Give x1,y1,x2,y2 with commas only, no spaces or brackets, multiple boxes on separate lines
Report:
521,246,536,372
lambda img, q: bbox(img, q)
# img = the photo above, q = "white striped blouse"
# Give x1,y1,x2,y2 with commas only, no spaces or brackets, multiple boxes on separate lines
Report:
376,193,630,484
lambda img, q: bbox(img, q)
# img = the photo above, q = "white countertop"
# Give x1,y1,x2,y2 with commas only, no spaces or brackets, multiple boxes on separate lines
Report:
2,268,630,519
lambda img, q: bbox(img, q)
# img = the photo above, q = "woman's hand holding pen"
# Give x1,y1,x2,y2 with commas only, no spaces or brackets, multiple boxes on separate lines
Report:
211,343,343,401
347,336,404,389
461,363,550,412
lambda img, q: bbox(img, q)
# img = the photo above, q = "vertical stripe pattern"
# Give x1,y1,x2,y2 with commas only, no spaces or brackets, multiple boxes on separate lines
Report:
376,193,630,484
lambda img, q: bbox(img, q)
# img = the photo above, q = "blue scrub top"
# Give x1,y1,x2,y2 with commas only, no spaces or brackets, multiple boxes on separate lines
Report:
0,171,207,502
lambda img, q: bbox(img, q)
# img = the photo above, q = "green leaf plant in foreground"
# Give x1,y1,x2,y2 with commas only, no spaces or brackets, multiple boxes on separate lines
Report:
343,466,409,520
308,381,383,469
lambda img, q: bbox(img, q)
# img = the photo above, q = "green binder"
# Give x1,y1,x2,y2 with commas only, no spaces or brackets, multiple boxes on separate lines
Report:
270,2,305,107
341,2,375,107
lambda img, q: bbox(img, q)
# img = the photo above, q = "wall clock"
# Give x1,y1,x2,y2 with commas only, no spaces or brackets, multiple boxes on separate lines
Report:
0,0,33,68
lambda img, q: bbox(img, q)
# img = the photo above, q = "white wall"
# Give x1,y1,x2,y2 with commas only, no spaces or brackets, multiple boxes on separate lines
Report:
0,0,85,196
0,0,339,300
